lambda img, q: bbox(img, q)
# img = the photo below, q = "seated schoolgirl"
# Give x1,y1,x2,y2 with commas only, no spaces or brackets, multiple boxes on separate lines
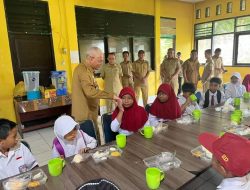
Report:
111,87,148,136
225,72,246,99
52,115,97,158
149,84,181,127
178,82,200,115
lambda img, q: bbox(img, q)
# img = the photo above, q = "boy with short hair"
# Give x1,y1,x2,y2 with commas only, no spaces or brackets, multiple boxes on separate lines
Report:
199,132,250,190
0,119,38,180
200,77,225,108
202,49,214,93
178,82,200,115
225,72,246,99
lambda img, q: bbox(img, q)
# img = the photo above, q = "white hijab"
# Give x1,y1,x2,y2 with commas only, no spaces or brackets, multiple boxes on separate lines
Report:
227,72,245,98
54,115,87,157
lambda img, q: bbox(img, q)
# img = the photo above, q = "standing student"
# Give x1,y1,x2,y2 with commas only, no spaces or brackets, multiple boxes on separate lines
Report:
160,48,181,95
120,51,133,88
212,48,225,82
132,50,150,107
225,72,246,99
178,83,200,115
200,77,225,108
0,119,38,180
201,49,214,93
183,50,200,89
199,132,250,190
100,53,123,113
177,52,184,95
72,47,120,143
52,115,97,158
111,87,148,136
149,84,181,127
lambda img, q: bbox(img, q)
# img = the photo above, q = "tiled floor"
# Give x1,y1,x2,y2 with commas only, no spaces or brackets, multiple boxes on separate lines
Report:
23,117,105,166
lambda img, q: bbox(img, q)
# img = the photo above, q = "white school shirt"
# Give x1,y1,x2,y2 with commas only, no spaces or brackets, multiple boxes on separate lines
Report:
52,130,97,158
178,95,200,115
217,173,250,190
225,83,246,99
199,90,226,108
0,143,38,180
111,119,134,136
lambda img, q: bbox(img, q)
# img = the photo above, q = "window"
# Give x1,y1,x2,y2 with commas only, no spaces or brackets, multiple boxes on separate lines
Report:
240,0,246,11
197,39,211,64
227,2,233,13
160,18,176,62
205,7,210,18
236,16,250,32
213,34,234,66
195,22,212,38
216,5,221,15
213,19,235,34
133,38,153,70
196,9,201,19
107,37,130,64
237,34,250,64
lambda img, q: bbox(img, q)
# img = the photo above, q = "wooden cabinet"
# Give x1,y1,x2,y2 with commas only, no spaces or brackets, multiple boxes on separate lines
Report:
14,95,71,138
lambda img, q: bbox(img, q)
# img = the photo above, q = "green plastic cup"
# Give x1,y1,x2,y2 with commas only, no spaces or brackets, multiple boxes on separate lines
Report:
146,167,165,189
243,92,250,99
233,110,242,117
219,131,225,137
192,109,202,120
140,126,153,139
48,158,65,177
230,114,241,124
116,134,126,149
190,94,197,102
234,98,241,106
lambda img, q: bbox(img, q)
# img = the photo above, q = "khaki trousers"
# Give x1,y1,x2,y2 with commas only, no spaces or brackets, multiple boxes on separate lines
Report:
134,84,148,107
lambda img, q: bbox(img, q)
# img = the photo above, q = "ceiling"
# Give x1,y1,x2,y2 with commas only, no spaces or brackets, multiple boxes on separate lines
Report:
179,0,205,3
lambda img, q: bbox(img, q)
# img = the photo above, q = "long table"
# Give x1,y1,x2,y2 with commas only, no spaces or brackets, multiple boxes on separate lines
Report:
0,111,235,190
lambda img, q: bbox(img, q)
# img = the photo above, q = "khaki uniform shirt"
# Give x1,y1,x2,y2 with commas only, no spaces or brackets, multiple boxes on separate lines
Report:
183,58,200,85
71,63,113,122
212,56,224,79
201,58,214,82
132,59,150,86
120,61,133,86
100,63,123,95
160,58,181,83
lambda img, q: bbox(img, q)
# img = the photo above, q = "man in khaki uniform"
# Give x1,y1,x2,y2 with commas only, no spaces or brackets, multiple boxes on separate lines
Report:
132,50,150,107
100,53,123,113
72,47,120,143
160,48,181,95
202,49,214,92
183,50,200,89
212,48,225,82
120,51,133,88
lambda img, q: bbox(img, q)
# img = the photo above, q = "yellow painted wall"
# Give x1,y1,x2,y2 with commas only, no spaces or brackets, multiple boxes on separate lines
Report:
0,0,194,120
0,0,16,121
195,0,250,87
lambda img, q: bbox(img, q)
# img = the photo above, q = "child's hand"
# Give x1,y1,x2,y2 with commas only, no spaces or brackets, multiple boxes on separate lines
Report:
186,97,192,105
79,147,90,154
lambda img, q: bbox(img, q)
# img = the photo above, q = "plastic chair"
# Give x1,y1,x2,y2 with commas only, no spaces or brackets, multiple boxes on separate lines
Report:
101,113,118,144
79,120,97,139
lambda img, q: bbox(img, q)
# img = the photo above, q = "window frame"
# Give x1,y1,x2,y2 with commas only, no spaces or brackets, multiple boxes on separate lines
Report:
195,15,250,67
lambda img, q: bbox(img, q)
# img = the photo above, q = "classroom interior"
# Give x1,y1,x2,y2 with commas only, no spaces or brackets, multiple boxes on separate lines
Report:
0,0,250,189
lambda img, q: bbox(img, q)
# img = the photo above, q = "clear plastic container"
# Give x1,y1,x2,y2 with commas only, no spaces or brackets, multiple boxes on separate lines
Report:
191,146,212,161
29,169,47,187
22,71,40,91
2,173,31,190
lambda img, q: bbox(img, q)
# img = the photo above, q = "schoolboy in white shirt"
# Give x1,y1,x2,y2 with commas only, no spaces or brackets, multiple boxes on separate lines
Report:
0,119,38,180
199,132,250,190
200,77,225,108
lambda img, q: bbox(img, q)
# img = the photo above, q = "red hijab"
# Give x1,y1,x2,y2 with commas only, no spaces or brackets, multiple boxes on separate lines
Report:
150,84,181,120
112,87,148,132
243,74,250,92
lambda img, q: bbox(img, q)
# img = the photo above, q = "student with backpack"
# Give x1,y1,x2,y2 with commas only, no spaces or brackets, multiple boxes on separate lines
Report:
52,115,97,158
